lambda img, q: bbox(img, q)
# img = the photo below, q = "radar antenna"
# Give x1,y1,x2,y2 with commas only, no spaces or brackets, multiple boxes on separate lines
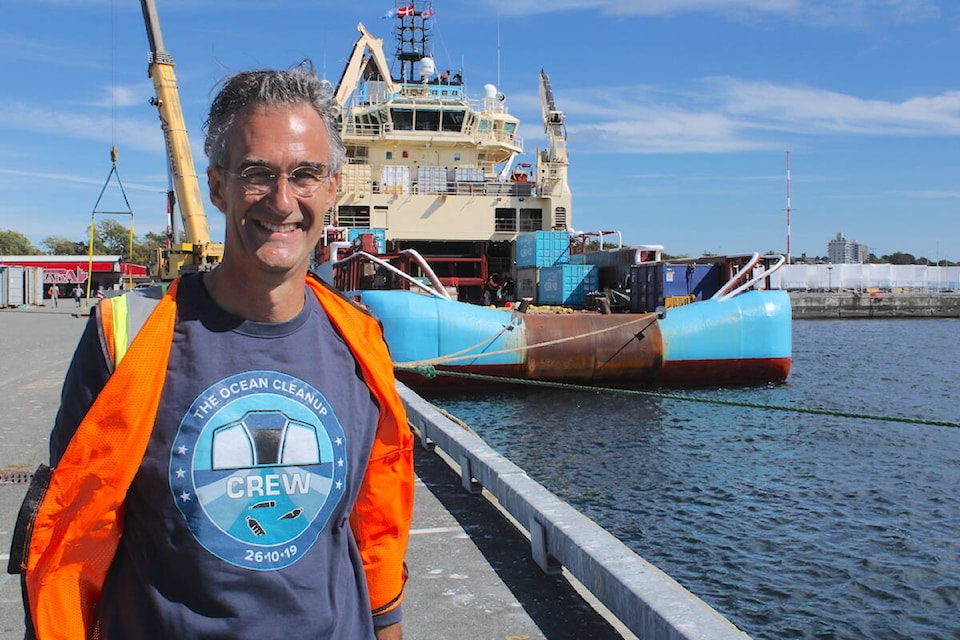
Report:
391,1,435,83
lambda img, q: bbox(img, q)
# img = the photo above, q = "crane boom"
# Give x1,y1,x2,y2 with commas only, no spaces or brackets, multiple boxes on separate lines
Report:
334,23,401,108
140,0,222,279
539,69,568,164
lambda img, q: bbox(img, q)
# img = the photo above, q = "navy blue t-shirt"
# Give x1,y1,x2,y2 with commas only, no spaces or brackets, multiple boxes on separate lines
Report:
51,275,389,639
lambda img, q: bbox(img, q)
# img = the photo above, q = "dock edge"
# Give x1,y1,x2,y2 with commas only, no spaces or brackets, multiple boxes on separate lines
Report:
398,383,753,640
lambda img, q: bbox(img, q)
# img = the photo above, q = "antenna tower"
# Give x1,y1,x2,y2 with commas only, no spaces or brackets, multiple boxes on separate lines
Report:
785,150,792,265
392,1,433,83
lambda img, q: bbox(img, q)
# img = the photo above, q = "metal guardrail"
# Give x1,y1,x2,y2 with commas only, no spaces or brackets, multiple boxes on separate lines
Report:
398,384,753,640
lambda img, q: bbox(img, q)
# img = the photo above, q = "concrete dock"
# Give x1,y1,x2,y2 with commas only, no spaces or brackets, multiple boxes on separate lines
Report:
0,304,627,639
789,291,960,318
0,303,751,639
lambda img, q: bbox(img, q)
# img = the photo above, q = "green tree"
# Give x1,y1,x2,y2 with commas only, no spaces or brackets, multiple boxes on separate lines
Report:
92,219,135,257
137,231,168,266
885,252,916,265
0,229,41,255
41,236,87,255
143,230,169,248
85,222,169,266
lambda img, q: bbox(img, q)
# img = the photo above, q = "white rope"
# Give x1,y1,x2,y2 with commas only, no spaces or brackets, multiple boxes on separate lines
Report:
396,313,656,368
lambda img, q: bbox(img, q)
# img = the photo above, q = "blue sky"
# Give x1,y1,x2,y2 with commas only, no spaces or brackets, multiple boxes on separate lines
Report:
2,0,958,261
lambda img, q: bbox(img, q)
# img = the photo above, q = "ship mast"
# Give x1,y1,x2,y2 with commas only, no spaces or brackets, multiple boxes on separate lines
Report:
391,1,434,83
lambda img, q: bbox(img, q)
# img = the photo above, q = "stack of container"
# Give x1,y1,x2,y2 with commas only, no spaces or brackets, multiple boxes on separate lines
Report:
516,231,570,268
340,164,372,193
514,230,573,305
630,263,721,312
417,166,448,194
380,165,410,195
1,265,44,307
448,166,484,183
538,264,599,307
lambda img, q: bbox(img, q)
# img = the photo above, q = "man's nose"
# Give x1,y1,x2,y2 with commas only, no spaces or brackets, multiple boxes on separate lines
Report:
267,174,299,206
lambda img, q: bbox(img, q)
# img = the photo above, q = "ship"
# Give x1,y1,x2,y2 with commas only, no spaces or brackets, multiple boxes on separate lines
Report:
313,2,792,390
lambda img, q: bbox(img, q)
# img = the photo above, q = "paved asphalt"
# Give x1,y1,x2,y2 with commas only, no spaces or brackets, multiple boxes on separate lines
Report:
0,302,626,639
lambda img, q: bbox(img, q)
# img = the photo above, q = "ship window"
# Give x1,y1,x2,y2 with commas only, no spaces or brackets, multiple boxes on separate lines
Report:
346,145,368,160
386,151,393,160
441,110,465,132
519,209,543,232
338,206,371,228
391,108,413,130
554,206,567,227
495,208,517,232
477,119,491,134
503,122,517,136
415,110,440,131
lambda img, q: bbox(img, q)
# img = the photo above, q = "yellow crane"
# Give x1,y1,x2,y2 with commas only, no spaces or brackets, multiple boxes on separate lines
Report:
139,0,222,279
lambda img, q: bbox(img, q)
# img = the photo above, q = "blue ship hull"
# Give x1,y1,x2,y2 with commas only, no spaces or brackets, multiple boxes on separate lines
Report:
351,289,792,388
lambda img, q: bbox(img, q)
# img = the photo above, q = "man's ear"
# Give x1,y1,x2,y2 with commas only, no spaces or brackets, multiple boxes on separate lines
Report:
208,166,227,213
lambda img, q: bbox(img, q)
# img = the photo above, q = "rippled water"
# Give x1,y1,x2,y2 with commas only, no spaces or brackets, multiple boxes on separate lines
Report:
422,318,960,640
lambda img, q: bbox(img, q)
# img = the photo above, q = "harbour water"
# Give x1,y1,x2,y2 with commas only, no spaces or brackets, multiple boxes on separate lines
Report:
421,318,960,640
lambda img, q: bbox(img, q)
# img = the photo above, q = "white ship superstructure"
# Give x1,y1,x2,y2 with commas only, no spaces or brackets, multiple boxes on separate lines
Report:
325,8,571,302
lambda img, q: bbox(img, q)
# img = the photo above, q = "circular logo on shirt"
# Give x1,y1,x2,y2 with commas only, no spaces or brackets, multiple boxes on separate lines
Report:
170,370,347,570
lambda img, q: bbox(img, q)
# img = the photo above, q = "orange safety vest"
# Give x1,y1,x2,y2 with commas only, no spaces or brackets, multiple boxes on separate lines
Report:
21,276,412,639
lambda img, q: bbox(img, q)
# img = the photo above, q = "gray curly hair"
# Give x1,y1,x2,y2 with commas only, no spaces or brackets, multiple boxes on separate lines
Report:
203,62,345,173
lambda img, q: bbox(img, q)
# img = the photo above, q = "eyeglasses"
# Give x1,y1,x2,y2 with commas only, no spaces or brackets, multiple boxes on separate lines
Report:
219,164,332,197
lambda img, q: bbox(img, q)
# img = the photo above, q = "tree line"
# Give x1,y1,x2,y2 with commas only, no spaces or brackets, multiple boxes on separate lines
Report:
782,252,958,267
3,226,954,267
0,221,167,266
688,250,956,266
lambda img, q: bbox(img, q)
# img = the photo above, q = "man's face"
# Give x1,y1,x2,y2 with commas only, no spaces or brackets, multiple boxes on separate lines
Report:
208,103,338,278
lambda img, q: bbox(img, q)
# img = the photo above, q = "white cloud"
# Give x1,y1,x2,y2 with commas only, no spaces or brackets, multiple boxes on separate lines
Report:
0,102,162,152
0,168,165,193
557,79,960,154
890,188,960,198
714,79,960,135
486,0,941,25
87,83,154,109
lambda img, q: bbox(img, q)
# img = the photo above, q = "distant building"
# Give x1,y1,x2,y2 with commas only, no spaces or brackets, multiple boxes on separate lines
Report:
0,255,146,290
827,232,869,264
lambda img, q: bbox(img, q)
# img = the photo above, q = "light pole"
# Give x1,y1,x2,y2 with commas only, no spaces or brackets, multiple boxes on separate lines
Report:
827,265,833,292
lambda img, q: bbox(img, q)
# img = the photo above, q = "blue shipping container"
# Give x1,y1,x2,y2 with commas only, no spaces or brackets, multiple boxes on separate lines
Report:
347,228,387,254
515,231,570,268
538,264,599,306
630,263,721,312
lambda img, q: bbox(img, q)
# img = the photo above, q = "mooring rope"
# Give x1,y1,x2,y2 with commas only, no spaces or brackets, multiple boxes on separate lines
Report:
395,366,960,429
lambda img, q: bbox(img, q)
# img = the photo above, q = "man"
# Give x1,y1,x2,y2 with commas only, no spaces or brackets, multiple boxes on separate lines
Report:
19,67,412,639
47,284,59,307
72,284,83,307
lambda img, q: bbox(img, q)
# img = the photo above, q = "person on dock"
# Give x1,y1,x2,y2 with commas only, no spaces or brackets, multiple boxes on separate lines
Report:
16,65,413,640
